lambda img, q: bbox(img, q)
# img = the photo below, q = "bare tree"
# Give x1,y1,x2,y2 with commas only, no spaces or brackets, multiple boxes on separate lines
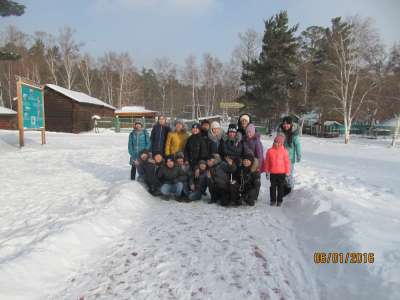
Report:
78,53,95,95
154,57,175,114
202,53,222,116
114,52,133,109
324,17,381,144
58,26,81,89
233,28,261,92
183,55,199,119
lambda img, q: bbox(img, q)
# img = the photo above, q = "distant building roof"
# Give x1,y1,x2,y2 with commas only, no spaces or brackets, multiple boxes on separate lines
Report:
46,84,116,110
0,106,17,115
115,106,157,114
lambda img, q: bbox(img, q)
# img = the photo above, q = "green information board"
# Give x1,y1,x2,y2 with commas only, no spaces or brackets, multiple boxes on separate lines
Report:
21,84,44,129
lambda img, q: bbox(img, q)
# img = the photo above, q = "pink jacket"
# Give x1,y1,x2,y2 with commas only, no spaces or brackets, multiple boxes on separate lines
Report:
263,145,291,175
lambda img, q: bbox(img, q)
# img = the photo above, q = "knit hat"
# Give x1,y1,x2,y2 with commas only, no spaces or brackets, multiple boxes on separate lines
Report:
200,119,210,125
192,123,201,129
227,124,237,133
198,160,207,166
175,151,185,160
246,123,256,136
242,153,255,164
274,134,285,145
240,114,250,123
282,116,293,125
211,121,221,129
165,155,175,162
175,119,184,126
134,120,143,126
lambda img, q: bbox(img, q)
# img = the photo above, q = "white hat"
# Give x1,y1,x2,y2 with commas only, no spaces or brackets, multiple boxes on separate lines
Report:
211,121,221,129
240,115,250,123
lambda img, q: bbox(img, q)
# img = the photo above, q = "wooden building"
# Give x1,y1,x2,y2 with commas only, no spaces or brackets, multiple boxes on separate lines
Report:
114,106,157,129
0,106,17,130
44,84,115,133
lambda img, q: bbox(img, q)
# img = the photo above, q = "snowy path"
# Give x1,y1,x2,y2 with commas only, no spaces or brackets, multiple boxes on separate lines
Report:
54,182,318,300
0,131,399,300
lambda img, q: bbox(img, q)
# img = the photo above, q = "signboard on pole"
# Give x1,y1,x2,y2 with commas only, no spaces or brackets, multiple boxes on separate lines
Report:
219,102,245,109
17,77,46,147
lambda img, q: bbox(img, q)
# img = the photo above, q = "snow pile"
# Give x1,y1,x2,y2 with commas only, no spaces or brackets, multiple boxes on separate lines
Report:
46,84,115,110
0,130,399,300
0,106,17,115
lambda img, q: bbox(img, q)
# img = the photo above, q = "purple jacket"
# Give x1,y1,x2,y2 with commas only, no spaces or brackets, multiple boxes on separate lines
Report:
243,133,264,171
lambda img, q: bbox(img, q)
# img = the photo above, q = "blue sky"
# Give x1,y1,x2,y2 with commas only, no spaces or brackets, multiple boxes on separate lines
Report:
1,0,399,68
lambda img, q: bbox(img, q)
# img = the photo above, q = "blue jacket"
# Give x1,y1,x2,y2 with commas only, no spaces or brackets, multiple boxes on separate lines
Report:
150,123,171,154
128,129,151,164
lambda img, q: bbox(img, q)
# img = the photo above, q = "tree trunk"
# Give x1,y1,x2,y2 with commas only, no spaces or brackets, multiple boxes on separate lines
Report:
391,115,400,148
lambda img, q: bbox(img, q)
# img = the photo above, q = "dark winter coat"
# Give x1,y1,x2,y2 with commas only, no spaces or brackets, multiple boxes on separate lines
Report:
219,134,245,165
208,156,237,190
142,160,163,191
235,163,261,196
158,165,187,184
128,129,151,164
243,133,264,170
184,133,208,168
206,131,225,155
150,123,171,155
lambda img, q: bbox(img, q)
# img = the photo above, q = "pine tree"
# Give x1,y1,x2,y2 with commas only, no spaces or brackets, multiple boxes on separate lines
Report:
0,0,25,61
242,11,299,119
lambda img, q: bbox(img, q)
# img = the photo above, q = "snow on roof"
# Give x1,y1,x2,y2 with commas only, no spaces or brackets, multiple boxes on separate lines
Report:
198,115,223,120
115,106,156,113
0,106,17,115
46,84,116,110
324,120,342,126
381,117,399,127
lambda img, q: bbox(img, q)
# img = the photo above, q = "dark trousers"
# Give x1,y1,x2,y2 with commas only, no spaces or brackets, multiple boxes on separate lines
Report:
131,165,136,180
270,174,286,205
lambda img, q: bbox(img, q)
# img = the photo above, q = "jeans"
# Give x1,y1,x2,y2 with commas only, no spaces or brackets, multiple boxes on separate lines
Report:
188,191,202,201
160,182,184,197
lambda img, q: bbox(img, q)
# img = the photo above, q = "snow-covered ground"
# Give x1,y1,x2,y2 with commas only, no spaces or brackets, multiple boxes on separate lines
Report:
0,130,399,300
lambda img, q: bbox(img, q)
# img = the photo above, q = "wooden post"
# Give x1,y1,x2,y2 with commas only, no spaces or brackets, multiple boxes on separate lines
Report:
17,78,24,147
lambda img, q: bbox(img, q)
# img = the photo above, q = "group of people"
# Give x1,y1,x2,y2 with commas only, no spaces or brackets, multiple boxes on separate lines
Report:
128,114,301,207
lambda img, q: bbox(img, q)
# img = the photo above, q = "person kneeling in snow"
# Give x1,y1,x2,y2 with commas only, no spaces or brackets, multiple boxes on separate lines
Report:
136,149,150,182
263,135,291,207
206,154,237,206
187,160,208,201
232,154,261,206
142,152,164,196
158,155,187,201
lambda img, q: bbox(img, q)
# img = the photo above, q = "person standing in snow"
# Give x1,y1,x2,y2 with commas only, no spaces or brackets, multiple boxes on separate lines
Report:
206,121,225,156
200,119,210,137
165,120,189,157
150,115,171,156
128,121,151,180
278,116,302,193
243,123,264,171
184,123,208,169
237,113,252,137
263,135,291,206
219,124,245,167
158,155,187,201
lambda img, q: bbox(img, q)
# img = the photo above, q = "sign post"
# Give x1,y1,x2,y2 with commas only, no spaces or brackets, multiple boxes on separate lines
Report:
17,77,46,147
